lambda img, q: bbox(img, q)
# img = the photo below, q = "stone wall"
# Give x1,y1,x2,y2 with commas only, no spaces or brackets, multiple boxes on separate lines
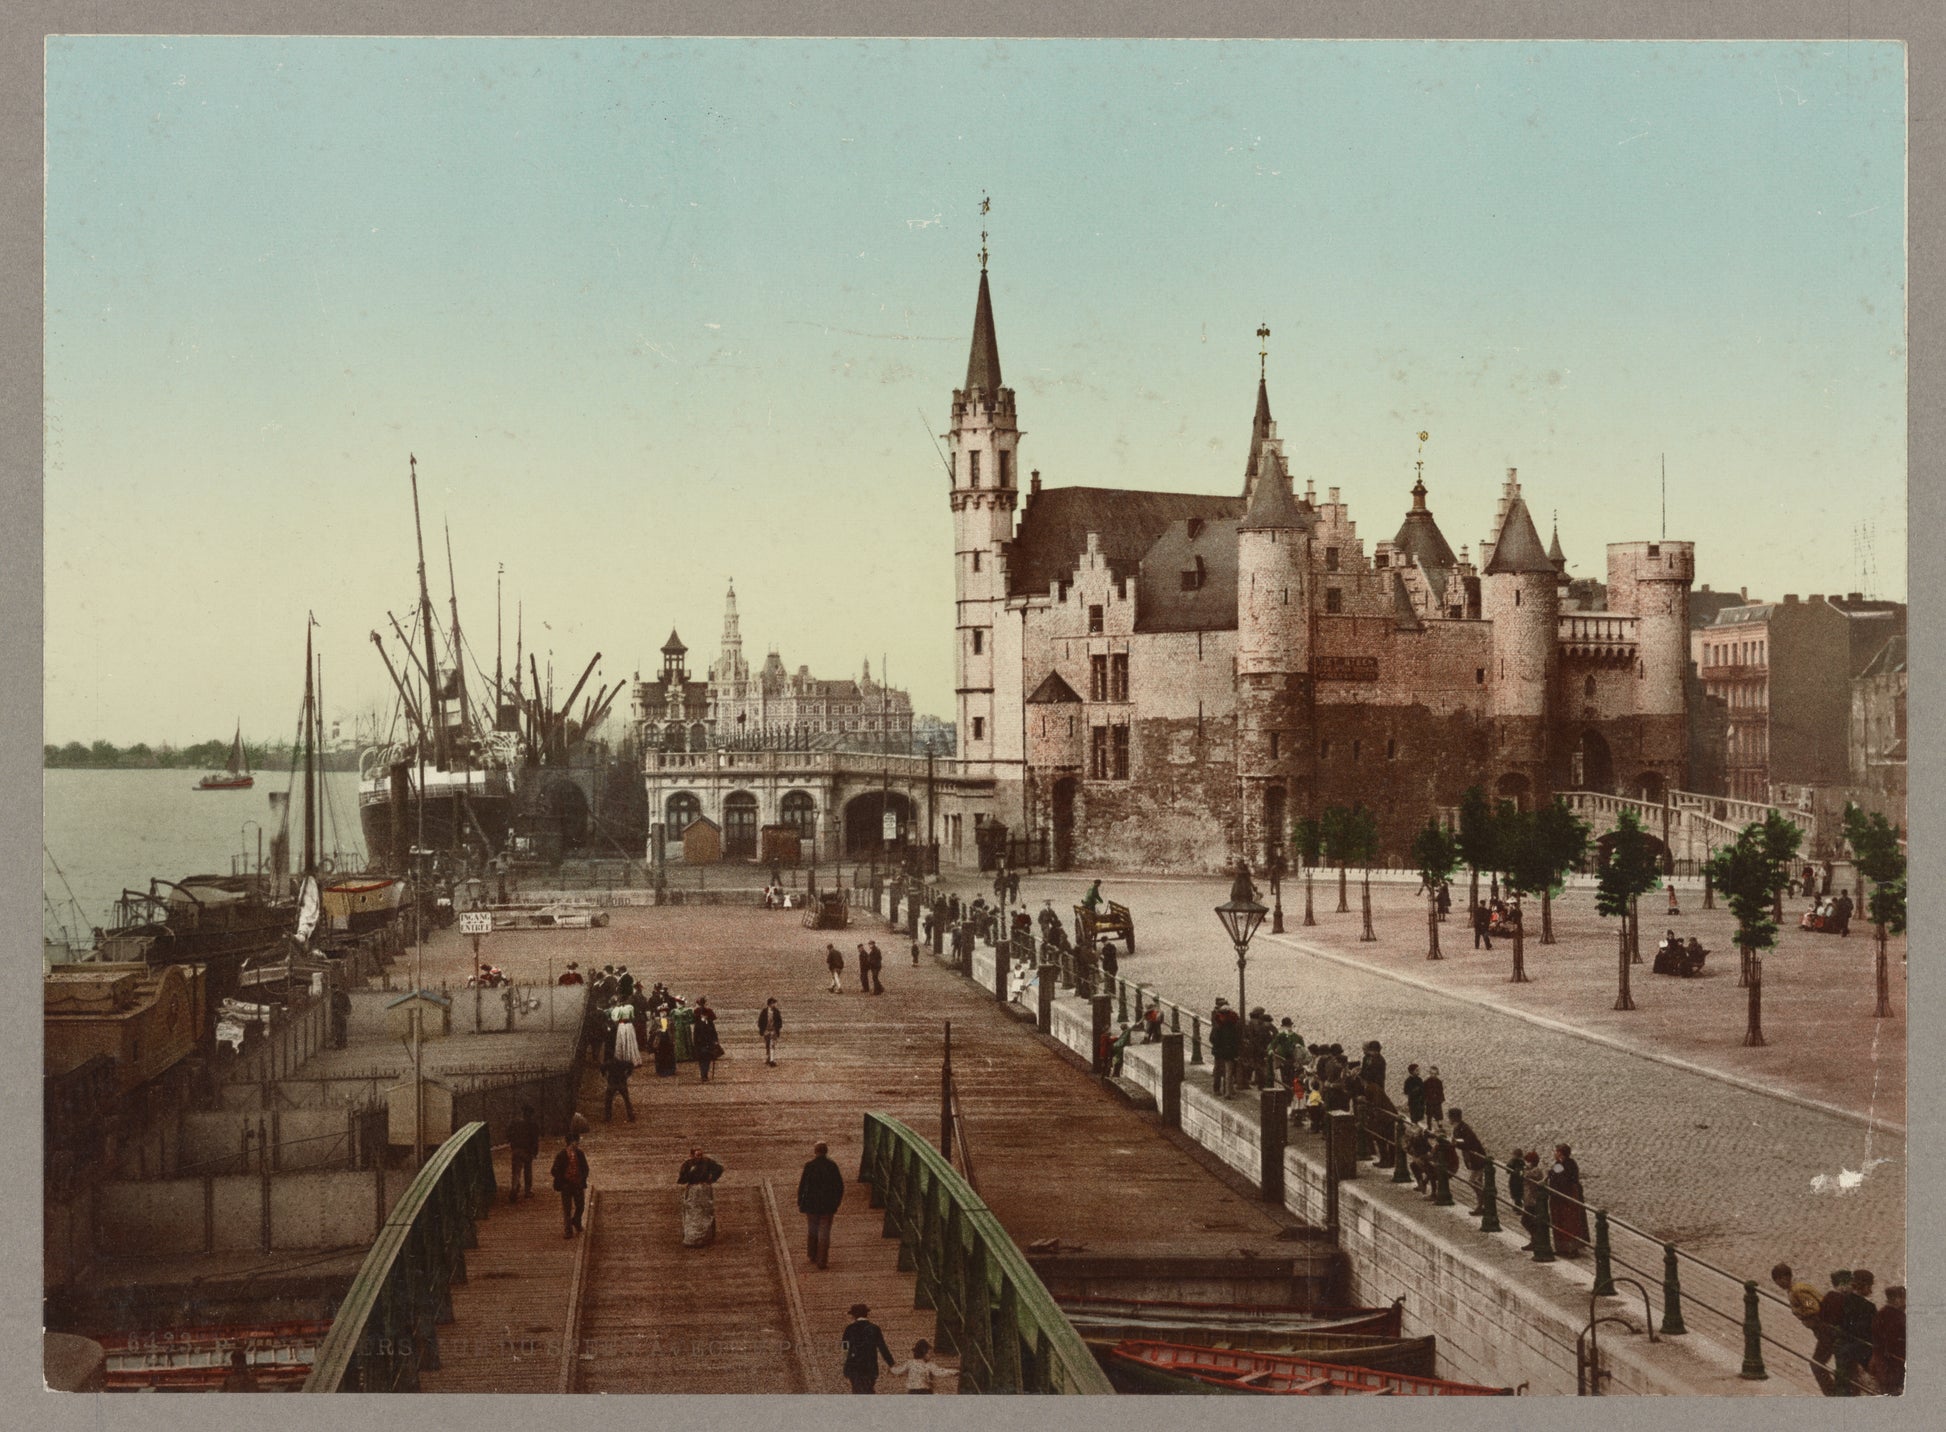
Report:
91,1168,401,1257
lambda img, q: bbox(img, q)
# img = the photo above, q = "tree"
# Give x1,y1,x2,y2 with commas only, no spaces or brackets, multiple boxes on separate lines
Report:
1842,803,1905,1020
1456,785,1496,919
1320,805,1355,914
1344,805,1381,942
1293,816,1322,927
89,739,120,766
1596,809,1662,1010
1521,798,1591,946
1707,817,1800,1047
1412,819,1461,960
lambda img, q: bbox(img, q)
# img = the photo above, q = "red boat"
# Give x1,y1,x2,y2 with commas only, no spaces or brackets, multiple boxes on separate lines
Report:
1106,1339,1517,1396
1059,1295,1404,1340
196,725,255,790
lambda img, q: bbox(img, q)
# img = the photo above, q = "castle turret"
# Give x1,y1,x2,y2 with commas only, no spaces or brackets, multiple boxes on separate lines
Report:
1236,437,1313,867
947,260,1020,768
1607,539,1695,793
1481,471,1557,804
716,581,747,695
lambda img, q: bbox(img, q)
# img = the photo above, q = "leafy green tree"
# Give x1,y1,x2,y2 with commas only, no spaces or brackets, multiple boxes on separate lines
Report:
89,739,120,766
1842,803,1905,1019
1292,815,1323,927
1456,784,1496,917
1343,804,1381,942
120,742,156,768
1596,808,1663,1009
1412,819,1461,960
57,741,88,767
1320,805,1356,914
1516,798,1591,946
1707,816,1800,1047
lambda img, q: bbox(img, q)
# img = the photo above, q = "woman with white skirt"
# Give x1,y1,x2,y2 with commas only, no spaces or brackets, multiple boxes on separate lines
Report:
677,1147,725,1248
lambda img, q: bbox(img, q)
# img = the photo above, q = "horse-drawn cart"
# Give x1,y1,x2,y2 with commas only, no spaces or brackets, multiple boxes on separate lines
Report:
803,890,850,931
1076,898,1136,952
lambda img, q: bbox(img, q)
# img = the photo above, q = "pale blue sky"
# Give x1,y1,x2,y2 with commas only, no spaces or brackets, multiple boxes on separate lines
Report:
44,38,1906,744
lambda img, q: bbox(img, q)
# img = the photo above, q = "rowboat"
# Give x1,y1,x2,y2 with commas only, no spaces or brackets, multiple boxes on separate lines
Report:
1080,1326,1437,1378
1106,1339,1517,1396
1059,1295,1404,1340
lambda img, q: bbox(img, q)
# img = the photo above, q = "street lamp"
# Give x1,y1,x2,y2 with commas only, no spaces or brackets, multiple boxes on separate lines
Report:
1214,893,1270,1013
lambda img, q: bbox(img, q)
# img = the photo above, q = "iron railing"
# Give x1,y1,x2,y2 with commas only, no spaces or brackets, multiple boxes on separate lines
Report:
302,1120,498,1392
859,1113,1112,1394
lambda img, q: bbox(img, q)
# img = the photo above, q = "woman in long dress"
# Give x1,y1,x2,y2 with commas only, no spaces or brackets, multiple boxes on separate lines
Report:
678,1147,725,1248
1548,1144,1590,1257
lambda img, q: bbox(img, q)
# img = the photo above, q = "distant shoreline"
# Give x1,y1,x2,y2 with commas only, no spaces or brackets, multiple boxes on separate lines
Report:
44,745,363,773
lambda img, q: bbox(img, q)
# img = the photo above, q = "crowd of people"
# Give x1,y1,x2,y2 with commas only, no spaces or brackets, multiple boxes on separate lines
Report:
1775,1264,1905,1395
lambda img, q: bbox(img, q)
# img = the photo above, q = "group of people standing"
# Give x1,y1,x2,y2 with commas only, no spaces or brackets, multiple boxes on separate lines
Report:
824,941,889,994
1776,1263,1905,1395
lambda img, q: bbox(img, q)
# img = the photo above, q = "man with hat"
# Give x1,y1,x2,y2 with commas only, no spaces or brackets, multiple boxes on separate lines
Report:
840,1304,894,1393
1209,997,1242,1097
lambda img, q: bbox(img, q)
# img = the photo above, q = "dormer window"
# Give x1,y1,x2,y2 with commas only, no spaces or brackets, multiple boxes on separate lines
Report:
1187,518,1205,540
1180,556,1207,592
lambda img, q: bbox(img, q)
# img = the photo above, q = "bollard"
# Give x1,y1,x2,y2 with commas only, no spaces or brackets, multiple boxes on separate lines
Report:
1190,1015,1203,1065
1478,1160,1502,1233
1591,1211,1617,1296
1659,1244,1688,1334
1530,1198,1555,1262
994,943,1011,1004
1258,1088,1288,1204
1431,1142,1454,1207
1390,1118,1412,1184
1738,1280,1769,1380
1160,1033,1184,1129
1116,978,1129,1025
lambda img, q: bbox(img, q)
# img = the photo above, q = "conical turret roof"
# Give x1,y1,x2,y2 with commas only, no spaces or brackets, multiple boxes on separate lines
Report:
661,630,687,655
964,269,1004,395
1483,497,1556,576
1238,446,1309,531
1547,521,1567,571
1243,376,1274,484
1392,477,1458,574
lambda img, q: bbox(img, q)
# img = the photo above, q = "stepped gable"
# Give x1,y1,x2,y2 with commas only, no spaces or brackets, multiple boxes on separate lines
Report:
1005,485,1242,599
1482,496,1556,576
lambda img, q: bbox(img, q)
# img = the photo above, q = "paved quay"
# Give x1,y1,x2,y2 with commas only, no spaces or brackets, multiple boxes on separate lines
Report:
411,904,1309,1394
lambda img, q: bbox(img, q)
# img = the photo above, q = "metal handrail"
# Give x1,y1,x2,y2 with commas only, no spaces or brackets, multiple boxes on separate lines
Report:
302,1120,497,1392
859,1112,1111,1394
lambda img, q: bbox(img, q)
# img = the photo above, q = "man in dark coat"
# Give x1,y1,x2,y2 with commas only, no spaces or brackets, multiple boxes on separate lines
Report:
507,1103,540,1203
796,1141,845,1269
826,944,845,994
1209,998,1242,1096
1422,1066,1446,1123
1448,1108,1488,1211
1836,1269,1878,1394
757,997,784,1066
866,941,885,994
1472,901,1493,950
1359,1040,1388,1092
856,943,872,993
550,1132,589,1239
1812,1270,1851,1395
1870,1285,1905,1395
692,998,720,1082
1834,889,1854,937
841,1303,895,1393
1402,1063,1427,1123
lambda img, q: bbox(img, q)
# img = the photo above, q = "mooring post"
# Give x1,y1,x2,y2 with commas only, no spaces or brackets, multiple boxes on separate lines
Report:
1660,1244,1688,1334
1478,1160,1502,1233
1592,1211,1617,1295
1037,962,1057,1035
1259,1088,1288,1203
1739,1280,1769,1380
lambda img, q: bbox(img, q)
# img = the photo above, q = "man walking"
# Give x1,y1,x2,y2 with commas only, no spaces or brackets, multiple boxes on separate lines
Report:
1836,1269,1878,1394
757,997,784,1067
693,997,719,1083
841,1303,895,1393
797,1141,845,1269
507,1103,540,1203
856,943,872,993
1774,1261,1830,1387
550,1131,589,1239
1813,1270,1852,1395
867,941,885,995
826,944,844,994
1472,900,1493,950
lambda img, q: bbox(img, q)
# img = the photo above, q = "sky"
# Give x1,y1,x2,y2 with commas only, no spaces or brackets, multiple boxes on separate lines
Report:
43,38,1907,746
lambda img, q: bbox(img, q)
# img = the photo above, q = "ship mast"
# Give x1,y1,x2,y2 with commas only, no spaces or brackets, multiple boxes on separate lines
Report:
444,520,473,757
409,455,448,770
303,617,317,878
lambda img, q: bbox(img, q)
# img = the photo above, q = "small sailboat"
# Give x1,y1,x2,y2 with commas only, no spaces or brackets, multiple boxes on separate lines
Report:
197,725,255,790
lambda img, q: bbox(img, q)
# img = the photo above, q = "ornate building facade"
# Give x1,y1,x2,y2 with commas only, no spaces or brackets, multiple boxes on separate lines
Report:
937,263,1696,872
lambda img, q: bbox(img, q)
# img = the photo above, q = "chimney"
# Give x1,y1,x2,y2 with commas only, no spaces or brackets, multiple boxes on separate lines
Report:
1029,469,1041,496
1740,587,1748,600
1328,486,1341,505
1847,591,1863,603
1809,593,1824,603
1784,594,1798,603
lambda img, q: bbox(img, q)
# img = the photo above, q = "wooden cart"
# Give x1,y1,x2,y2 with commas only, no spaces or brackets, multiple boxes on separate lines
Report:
803,891,850,931
1075,898,1136,952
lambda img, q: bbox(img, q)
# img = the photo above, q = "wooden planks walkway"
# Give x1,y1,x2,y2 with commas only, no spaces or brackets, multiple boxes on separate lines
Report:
409,905,1312,1395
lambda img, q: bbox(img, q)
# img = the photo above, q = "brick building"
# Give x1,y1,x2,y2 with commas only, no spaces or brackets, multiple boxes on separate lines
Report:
939,262,1695,871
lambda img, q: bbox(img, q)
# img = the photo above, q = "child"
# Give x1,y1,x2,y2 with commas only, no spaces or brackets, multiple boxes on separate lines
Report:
890,1339,956,1394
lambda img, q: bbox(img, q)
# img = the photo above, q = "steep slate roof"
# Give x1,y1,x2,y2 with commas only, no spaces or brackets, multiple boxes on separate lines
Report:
1391,571,1424,630
1238,446,1310,531
661,630,687,654
1483,497,1556,576
1006,486,1242,598
1135,516,1243,633
964,269,1004,395
1025,671,1084,704
1392,478,1458,601
1548,522,1567,570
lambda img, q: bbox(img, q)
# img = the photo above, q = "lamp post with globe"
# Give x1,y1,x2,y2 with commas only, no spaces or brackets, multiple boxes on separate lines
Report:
1215,891,1270,1015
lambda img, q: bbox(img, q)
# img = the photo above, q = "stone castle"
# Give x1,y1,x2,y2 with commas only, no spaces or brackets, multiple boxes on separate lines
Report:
942,262,1694,871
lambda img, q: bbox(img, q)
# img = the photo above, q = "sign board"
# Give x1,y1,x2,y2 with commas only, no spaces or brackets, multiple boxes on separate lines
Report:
882,811,899,841
1315,655,1380,683
458,911,493,936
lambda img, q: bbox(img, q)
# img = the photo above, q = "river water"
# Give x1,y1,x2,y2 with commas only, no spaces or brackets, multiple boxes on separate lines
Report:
41,768,366,936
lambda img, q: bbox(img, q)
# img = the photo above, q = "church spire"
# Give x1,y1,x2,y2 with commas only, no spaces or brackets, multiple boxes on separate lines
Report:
964,268,1003,396
1243,324,1276,490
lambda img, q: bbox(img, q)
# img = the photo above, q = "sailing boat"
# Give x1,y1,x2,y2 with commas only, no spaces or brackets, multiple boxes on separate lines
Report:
196,725,255,790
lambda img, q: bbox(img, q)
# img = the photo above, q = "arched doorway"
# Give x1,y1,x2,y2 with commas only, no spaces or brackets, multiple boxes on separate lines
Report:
1572,729,1615,793
539,778,591,851
723,792,759,859
665,791,702,835
1635,771,1668,803
1495,772,1532,809
1052,777,1078,871
689,722,709,752
780,790,817,844
843,791,915,857
662,723,686,753
1595,828,1672,875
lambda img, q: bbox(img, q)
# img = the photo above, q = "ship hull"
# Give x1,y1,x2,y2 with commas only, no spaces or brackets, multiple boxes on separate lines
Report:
358,764,515,873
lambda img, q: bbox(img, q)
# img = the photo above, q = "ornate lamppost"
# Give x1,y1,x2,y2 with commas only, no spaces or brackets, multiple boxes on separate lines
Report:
1215,889,1271,1015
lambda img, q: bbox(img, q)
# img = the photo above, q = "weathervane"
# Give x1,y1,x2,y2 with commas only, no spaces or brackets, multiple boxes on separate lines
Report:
1416,429,1429,478
979,191,991,271
1256,323,1270,377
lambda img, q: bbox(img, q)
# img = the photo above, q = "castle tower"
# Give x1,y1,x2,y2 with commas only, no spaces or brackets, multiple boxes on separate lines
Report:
947,256,1020,768
1480,470,1557,805
716,580,748,696
1607,539,1696,794
1235,438,1313,868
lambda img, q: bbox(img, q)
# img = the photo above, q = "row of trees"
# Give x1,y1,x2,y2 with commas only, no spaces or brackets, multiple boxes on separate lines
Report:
43,739,361,772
